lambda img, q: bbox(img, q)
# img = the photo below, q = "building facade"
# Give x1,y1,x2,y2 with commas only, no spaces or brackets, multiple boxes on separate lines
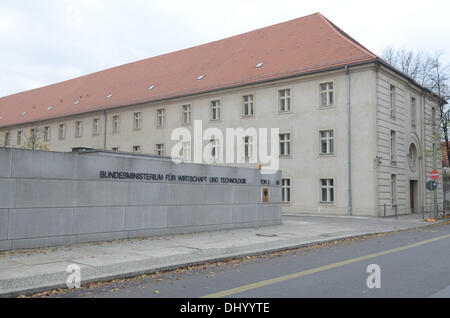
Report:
0,13,443,217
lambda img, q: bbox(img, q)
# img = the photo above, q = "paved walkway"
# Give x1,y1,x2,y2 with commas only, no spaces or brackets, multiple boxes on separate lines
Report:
0,213,443,297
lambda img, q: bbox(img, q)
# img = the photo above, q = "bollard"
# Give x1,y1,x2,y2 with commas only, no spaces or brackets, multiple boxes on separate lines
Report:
384,203,386,218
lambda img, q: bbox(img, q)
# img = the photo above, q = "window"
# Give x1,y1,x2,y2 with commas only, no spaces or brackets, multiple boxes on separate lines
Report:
17,130,23,145
282,179,291,203
278,89,291,113
279,133,291,156
43,126,50,142
75,121,83,138
210,100,221,121
112,115,120,133
242,95,254,117
243,136,253,159
59,124,65,140
157,109,165,128
93,119,100,136
181,141,191,162
182,105,192,125
4,132,10,146
156,144,165,156
320,179,334,203
320,130,334,154
134,112,142,130
390,130,396,163
133,145,141,153
210,138,219,161
391,174,397,206
411,97,416,127
320,82,334,106
111,147,119,152
390,85,396,117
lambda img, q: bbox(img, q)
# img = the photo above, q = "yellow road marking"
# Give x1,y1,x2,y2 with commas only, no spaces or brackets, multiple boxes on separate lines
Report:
201,232,450,298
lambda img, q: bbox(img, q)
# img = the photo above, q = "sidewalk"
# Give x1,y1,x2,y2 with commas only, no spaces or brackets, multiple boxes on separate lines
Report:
0,213,443,297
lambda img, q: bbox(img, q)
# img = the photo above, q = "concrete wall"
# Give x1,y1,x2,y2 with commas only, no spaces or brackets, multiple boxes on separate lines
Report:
0,148,282,251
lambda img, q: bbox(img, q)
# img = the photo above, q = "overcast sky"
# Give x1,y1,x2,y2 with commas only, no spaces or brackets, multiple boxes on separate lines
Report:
1,0,449,98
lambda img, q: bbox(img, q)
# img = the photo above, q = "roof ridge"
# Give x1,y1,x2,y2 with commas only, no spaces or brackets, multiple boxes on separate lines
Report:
316,12,378,59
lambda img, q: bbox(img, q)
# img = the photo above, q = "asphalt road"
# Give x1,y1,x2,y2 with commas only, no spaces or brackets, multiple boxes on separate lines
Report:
33,221,450,298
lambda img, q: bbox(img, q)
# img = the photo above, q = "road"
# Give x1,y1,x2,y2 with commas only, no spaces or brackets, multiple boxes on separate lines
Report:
33,221,450,298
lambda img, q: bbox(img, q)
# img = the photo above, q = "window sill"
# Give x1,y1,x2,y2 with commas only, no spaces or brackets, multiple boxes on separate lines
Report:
318,105,336,110
277,111,292,115
319,202,336,206
241,114,255,119
319,153,336,157
279,155,291,159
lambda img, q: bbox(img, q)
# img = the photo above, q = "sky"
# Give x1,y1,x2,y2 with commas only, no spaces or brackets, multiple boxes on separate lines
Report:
0,0,449,98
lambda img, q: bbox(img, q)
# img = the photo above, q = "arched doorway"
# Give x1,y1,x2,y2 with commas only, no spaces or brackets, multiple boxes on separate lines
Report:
408,143,418,213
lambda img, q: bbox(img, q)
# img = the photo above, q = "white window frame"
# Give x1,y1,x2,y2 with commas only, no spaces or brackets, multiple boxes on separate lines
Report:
411,97,416,127
320,82,334,107
390,130,396,163
390,85,396,118
181,141,191,162
59,124,66,140
133,145,141,153
43,126,50,142
279,133,291,157
320,178,335,204
17,130,23,145
391,174,397,206
210,100,221,121
320,130,334,155
282,178,291,203
157,109,166,128
134,112,142,130
243,136,254,160
75,121,83,138
112,115,120,133
156,143,165,156
93,119,100,136
278,89,291,113
182,104,192,125
210,138,219,161
242,95,254,117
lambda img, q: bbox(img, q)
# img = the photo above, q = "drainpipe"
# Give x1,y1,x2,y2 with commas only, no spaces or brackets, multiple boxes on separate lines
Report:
346,65,352,216
103,110,107,150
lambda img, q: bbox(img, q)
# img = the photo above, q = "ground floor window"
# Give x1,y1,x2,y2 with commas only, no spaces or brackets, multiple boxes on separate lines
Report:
320,179,334,203
282,178,291,203
391,174,397,206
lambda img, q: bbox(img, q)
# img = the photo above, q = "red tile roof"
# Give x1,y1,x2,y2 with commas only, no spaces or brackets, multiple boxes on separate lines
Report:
0,12,377,128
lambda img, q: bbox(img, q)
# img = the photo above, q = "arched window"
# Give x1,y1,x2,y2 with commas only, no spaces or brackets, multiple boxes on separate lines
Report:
408,144,417,172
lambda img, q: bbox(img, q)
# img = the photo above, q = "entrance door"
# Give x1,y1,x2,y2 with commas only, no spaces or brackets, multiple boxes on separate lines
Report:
410,180,417,213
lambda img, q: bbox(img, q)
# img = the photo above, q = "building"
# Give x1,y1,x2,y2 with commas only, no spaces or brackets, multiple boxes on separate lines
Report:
0,12,443,217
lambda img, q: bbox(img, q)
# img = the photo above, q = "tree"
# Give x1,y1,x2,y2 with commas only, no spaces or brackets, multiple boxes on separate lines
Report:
0,131,11,147
22,128,50,151
381,46,450,162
